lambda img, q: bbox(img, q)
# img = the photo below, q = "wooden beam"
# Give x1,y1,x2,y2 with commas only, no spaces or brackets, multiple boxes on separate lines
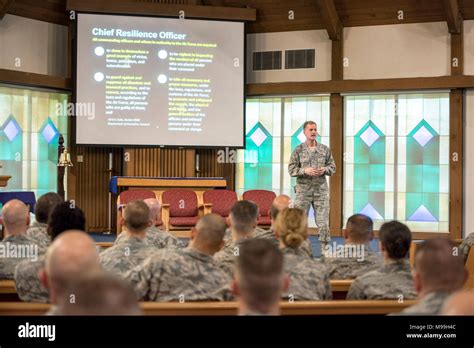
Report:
443,0,462,34
67,0,256,21
246,75,474,96
451,20,464,75
0,0,14,20
329,93,343,236
0,69,72,91
331,29,343,81
316,0,341,41
449,89,463,240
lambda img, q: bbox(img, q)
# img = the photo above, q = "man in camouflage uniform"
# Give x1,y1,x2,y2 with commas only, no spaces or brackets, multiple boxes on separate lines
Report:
234,239,287,315
399,239,467,315
458,232,474,263
115,198,187,249
288,121,336,254
214,201,260,276
325,214,382,279
100,200,158,279
26,192,63,249
0,200,45,279
126,214,231,302
40,230,102,313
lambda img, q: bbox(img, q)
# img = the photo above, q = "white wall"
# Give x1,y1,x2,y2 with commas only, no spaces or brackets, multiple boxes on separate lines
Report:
464,90,474,238
343,22,451,79
246,30,331,83
464,20,474,75
0,14,67,77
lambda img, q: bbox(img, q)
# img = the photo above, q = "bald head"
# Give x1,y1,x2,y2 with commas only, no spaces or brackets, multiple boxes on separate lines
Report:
193,213,227,252
270,195,291,225
143,198,161,226
414,238,467,295
57,274,141,315
124,200,151,233
44,230,101,303
2,199,29,236
442,290,474,315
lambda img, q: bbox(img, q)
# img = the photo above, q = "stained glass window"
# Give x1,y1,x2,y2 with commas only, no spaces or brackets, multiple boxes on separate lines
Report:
0,85,69,197
344,93,449,232
236,96,330,226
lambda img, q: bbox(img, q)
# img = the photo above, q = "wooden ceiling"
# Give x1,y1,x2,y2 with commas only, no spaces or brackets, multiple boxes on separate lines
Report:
2,0,474,33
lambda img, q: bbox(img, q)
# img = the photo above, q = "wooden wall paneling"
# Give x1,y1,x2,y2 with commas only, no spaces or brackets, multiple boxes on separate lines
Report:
71,146,122,233
449,89,463,239
0,0,15,19
196,148,235,189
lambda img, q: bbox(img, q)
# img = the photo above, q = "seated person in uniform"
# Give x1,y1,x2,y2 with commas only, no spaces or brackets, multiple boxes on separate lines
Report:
233,239,287,315
269,195,313,258
399,238,467,315
115,198,187,249
325,214,382,279
15,202,87,303
214,201,260,275
39,230,103,315
441,290,474,315
0,199,45,280
274,208,331,300
100,200,157,279
26,192,63,249
458,232,474,263
126,213,231,302
56,274,141,315
347,221,417,300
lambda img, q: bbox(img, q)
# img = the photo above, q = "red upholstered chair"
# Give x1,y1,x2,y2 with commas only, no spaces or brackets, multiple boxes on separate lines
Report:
203,190,238,226
161,189,209,231
116,190,157,233
242,190,276,227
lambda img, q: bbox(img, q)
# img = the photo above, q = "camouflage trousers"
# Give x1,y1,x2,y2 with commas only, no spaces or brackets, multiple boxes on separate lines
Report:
294,190,330,243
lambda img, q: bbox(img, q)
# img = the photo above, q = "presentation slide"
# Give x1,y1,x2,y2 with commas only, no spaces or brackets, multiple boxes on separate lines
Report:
76,13,244,147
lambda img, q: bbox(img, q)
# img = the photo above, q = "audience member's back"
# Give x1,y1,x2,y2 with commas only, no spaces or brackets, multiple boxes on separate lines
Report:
275,208,331,300
325,214,382,279
0,200,43,280
127,214,231,302
399,238,467,315
347,221,416,300
26,192,63,248
100,200,157,279
14,202,87,302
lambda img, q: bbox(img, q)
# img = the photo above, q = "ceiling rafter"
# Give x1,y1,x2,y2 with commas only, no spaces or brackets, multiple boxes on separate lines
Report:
316,0,342,40
442,0,462,33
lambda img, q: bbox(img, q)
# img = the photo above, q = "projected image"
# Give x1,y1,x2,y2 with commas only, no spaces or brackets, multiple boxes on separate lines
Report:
76,13,244,147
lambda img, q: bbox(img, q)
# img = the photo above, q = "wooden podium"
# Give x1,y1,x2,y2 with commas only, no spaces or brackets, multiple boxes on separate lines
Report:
0,176,11,188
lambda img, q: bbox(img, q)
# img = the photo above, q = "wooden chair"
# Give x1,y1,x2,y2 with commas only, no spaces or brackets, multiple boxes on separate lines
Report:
161,189,212,232
203,189,238,225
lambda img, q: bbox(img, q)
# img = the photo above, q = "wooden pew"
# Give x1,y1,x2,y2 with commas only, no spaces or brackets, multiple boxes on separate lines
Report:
409,239,464,267
0,280,19,301
330,279,353,299
0,299,417,316
1,279,354,302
